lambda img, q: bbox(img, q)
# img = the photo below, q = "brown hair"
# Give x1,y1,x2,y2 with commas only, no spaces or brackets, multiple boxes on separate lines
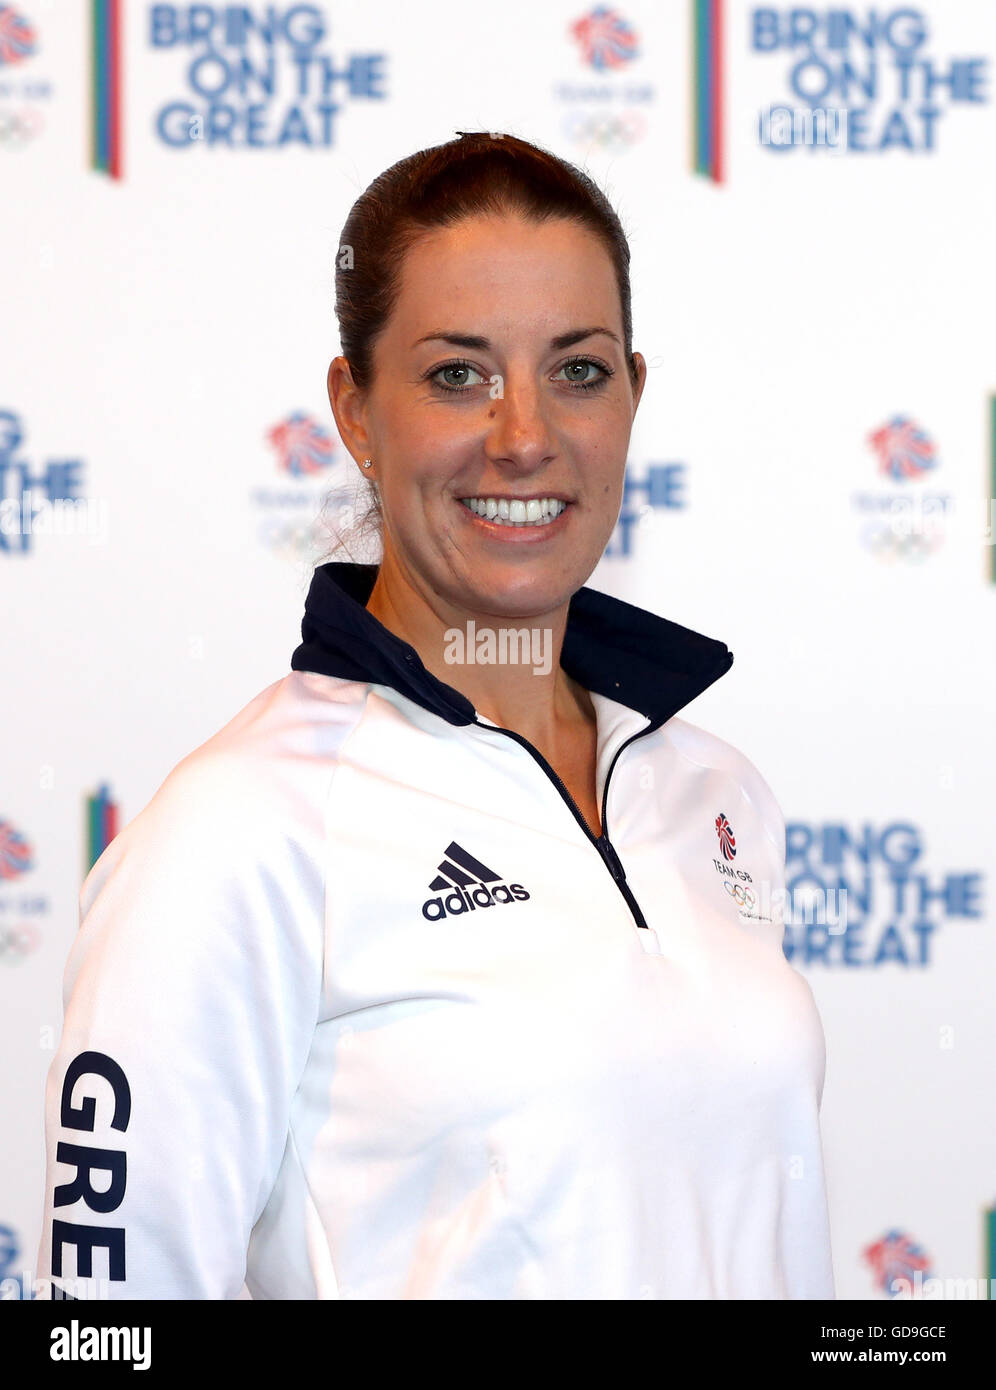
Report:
321,129,639,562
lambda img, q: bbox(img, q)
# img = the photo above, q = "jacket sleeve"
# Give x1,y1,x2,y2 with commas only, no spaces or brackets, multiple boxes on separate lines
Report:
750,762,787,904
731,747,791,950
33,751,324,1299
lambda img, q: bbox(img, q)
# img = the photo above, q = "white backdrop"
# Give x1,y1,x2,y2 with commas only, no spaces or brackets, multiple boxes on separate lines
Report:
3,0,995,1300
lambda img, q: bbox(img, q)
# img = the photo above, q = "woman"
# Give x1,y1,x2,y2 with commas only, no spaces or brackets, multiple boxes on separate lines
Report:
37,132,834,1300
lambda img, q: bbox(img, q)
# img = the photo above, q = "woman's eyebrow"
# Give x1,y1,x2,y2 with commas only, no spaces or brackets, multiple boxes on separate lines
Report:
410,326,621,351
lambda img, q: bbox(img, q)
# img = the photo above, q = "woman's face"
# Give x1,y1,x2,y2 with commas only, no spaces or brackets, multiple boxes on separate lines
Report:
332,212,646,620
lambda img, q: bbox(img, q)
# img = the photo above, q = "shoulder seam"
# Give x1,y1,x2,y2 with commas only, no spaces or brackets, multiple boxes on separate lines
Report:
663,722,784,858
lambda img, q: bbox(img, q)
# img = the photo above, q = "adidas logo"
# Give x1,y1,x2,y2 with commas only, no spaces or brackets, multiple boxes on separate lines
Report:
421,841,531,920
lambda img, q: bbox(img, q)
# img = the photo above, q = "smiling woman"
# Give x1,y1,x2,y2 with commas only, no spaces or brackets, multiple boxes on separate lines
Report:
36,130,835,1302
322,133,651,824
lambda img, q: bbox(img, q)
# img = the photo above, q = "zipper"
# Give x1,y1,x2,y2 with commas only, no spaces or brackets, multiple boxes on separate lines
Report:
472,716,658,932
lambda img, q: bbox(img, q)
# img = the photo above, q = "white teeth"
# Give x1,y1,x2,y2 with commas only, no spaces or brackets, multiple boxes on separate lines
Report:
459,497,568,527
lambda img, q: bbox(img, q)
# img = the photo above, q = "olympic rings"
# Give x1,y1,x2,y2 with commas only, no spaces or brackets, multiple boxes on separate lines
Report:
563,109,647,149
724,881,757,909
0,105,44,149
0,922,41,963
859,518,944,563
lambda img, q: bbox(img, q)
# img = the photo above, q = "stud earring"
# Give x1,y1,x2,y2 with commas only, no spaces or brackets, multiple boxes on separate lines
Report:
361,458,373,468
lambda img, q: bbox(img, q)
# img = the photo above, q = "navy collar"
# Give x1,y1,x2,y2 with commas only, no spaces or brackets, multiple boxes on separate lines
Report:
290,561,734,730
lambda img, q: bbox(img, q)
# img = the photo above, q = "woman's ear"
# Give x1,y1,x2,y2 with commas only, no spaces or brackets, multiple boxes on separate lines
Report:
327,356,372,474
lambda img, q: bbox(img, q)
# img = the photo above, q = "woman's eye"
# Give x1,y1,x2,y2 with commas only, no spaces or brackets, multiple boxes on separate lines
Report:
432,363,487,391
557,359,607,388
428,356,611,394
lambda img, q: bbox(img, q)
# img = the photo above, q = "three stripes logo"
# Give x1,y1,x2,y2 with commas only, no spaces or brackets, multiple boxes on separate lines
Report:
421,841,530,921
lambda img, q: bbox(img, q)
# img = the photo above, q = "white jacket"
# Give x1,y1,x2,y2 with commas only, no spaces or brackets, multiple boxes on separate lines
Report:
36,561,834,1300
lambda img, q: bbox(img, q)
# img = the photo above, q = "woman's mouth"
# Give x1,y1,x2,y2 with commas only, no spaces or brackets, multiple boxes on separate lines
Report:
458,495,571,532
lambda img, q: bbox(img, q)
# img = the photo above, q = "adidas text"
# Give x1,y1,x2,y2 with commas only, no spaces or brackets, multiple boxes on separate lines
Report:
422,883,530,920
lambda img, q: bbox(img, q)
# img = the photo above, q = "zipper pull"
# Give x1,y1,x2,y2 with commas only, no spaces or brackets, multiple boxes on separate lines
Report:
598,836,627,882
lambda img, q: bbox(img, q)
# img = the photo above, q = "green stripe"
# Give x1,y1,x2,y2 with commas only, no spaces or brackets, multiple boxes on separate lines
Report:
90,0,97,170
86,794,98,874
990,395,996,584
694,0,708,175
93,0,105,172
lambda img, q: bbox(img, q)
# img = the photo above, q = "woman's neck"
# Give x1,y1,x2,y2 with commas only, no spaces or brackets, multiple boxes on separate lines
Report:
364,561,594,752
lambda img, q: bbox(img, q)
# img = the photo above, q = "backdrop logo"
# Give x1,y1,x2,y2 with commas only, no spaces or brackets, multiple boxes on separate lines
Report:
252,410,360,569
268,411,335,477
0,1223,30,1298
0,410,99,555
751,7,989,154
851,415,951,563
692,0,724,181
0,5,52,153
570,6,639,70
0,817,47,966
149,4,387,151
784,820,983,968
556,7,652,154
85,782,118,874
0,6,35,65
603,462,687,559
0,818,32,879
868,414,937,481
863,1230,931,1297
